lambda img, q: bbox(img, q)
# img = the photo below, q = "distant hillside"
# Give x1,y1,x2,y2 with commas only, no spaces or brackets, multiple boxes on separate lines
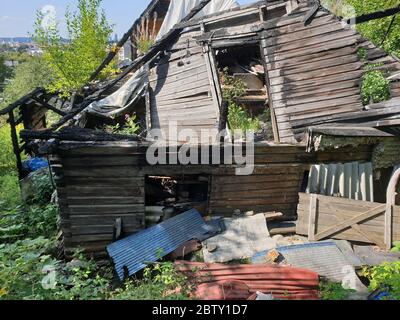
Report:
0,37,33,43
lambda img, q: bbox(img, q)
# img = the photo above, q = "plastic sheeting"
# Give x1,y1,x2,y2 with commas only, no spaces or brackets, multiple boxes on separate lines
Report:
157,0,239,40
86,66,148,118
86,0,238,118
202,214,276,263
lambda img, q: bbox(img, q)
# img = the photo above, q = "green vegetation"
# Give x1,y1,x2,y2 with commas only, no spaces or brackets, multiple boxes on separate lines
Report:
133,13,158,55
103,113,140,135
361,261,400,300
227,103,261,132
322,1,400,57
391,241,400,253
319,280,356,300
0,55,12,91
33,0,115,96
361,64,391,105
220,68,261,133
347,0,400,57
0,57,54,109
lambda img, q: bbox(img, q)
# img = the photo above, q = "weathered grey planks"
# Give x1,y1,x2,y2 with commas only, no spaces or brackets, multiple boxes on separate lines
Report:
297,192,400,247
149,30,218,138
260,1,400,142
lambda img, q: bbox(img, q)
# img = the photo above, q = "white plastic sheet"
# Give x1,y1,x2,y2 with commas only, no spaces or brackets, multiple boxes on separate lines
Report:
86,0,238,117
157,0,239,39
87,66,148,118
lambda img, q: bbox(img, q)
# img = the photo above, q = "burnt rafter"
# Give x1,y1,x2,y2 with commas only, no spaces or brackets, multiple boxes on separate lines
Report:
31,96,67,116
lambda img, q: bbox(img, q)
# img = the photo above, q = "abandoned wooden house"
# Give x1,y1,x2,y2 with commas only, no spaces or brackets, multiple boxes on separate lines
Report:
2,0,400,258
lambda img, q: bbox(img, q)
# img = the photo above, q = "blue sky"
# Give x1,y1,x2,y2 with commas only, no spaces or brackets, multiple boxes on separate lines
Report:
0,0,255,38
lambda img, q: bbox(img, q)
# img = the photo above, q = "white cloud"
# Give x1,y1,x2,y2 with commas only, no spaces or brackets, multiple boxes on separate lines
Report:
40,4,57,30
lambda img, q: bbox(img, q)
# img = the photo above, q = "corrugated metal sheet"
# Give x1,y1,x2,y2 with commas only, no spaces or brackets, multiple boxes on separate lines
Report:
175,261,320,300
275,242,367,292
306,162,374,201
107,209,211,280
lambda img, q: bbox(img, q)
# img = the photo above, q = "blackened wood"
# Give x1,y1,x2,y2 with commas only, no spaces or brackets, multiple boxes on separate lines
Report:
20,127,140,142
8,111,23,179
218,101,228,133
343,6,400,25
0,87,44,115
31,96,67,116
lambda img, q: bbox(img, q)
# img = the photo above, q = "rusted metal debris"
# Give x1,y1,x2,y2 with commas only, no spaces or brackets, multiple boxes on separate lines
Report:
175,261,320,300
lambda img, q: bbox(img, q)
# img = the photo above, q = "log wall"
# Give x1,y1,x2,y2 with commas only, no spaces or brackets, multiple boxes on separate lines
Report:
50,141,374,257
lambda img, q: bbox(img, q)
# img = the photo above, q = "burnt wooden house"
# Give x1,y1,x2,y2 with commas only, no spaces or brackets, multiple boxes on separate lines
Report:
3,0,400,257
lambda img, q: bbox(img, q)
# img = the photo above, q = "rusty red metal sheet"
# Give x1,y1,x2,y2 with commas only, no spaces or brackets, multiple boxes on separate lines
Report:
175,261,320,300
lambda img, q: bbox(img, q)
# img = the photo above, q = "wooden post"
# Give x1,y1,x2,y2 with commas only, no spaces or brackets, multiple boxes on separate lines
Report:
259,38,280,143
8,111,23,179
385,166,400,250
308,193,318,241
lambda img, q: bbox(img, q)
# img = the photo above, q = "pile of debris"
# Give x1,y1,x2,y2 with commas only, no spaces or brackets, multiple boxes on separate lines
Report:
106,207,400,300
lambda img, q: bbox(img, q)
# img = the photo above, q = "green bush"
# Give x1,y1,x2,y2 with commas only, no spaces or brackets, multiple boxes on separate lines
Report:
319,280,356,300
220,68,247,104
111,262,190,300
103,113,140,136
361,66,391,105
361,261,400,300
0,240,190,300
24,204,58,239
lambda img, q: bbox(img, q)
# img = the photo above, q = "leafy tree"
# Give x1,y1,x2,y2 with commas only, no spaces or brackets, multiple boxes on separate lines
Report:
347,0,400,57
0,56,53,108
33,0,115,96
323,0,400,57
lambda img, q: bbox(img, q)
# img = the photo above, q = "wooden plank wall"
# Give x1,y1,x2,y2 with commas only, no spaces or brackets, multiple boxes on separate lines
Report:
50,145,146,258
50,142,374,256
149,29,219,138
262,3,366,143
261,1,400,143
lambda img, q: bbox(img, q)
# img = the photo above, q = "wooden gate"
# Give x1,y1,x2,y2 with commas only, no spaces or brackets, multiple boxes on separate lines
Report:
297,193,400,249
